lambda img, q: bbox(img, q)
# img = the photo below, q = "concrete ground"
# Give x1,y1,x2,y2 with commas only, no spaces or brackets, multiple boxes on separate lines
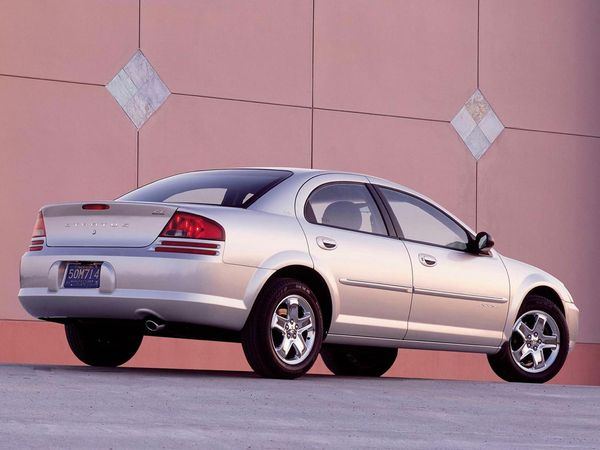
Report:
0,365,598,449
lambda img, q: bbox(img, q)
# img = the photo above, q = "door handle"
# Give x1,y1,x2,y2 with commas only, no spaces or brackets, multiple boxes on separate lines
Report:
316,236,337,250
418,253,437,267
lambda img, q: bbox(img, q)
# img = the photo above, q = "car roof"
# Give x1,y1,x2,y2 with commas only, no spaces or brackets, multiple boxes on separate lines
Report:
245,167,419,195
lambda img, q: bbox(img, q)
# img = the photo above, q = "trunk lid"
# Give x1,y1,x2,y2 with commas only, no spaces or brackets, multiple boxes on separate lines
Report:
43,201,177,248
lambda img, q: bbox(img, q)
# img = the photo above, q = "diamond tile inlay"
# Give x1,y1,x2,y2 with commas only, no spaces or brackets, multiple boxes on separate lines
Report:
106,50,170,129
451,90,504,160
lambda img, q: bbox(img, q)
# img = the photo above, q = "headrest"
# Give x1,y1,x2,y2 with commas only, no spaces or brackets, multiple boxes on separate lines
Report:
322,201,362,231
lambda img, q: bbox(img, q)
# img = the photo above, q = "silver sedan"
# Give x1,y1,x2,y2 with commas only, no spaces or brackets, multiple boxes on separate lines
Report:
19,168,579,382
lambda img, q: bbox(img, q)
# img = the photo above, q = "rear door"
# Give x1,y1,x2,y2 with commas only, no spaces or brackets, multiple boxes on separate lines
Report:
376,186,510,347
296,174,413,340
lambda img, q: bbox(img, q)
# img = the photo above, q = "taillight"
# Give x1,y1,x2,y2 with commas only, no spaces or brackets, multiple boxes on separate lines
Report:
156,213,223,255
29,211,46,251
159,212,224,241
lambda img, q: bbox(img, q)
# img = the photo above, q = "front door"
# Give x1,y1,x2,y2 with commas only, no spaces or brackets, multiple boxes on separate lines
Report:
296,174,413,340
376,186,510,347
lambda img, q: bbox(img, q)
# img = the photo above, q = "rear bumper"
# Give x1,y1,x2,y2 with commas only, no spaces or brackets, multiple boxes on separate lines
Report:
19,287,248,330
18,249,259,330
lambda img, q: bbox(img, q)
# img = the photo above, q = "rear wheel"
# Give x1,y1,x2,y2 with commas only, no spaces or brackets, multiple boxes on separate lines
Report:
321,344,398,377
242,278,324,379
65,321,143,367
488,295,568,383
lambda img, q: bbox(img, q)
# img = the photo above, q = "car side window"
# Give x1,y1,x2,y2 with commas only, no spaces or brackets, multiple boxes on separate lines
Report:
305,183,387,235
379,187,469,250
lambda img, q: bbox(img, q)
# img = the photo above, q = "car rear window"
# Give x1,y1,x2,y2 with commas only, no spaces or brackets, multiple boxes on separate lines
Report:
118,169,292,208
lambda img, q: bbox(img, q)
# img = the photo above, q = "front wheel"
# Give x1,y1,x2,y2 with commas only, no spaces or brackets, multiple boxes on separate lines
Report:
321,344,398,377
242,278,324,379
65,321,143,367
488,295,569,383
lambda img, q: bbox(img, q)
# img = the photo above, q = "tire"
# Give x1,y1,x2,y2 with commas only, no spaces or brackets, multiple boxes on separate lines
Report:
321,344,398,377
242,278,324,379
65,321,143,367
488,295,569,383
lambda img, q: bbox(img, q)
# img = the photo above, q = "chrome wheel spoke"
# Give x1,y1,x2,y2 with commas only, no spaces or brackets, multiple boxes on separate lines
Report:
297,314,313,333
533,314,547,335
516,322,531,339
532,349,545,369
293,336,306,356
271,314,287,333
541,334,558,348
287,299,300,321
276,337,293,359
512,344,530,362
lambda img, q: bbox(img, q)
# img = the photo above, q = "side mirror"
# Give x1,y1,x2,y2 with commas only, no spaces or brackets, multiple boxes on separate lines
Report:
471,231,494,255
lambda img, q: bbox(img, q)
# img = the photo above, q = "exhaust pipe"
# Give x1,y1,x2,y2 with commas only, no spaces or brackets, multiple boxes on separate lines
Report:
145,319,165,333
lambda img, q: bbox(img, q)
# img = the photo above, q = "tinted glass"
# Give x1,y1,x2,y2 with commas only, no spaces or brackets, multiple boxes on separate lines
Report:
118,169,291,207
305,183,387,235
380,188,469,250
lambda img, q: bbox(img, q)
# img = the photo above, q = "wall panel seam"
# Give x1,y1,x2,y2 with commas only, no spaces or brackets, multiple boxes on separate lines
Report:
310,0,315,169
0,73,104,88
170,92,453,125
316,107,450,124
170,92,310,110
138,0,142,49
477,0,481,89
505,126,600,140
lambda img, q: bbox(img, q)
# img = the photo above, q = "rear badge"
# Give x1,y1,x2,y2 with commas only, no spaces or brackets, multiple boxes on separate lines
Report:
65,222,129,228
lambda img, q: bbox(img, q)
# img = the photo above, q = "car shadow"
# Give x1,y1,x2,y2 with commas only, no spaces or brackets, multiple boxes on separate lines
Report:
5,363,482,384
15,363,346,380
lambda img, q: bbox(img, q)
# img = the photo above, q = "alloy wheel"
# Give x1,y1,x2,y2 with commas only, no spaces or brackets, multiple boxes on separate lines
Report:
270,295,315,365
510,310,560,373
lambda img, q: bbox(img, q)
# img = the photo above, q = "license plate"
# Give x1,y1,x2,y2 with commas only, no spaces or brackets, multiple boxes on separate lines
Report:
63,263,101,289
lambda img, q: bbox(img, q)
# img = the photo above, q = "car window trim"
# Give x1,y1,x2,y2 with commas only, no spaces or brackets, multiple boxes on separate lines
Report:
373,184,474,252
366,184,398,238
303,181,393,238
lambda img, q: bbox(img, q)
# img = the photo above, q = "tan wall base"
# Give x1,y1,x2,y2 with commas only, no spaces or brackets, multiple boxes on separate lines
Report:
1,320,598,385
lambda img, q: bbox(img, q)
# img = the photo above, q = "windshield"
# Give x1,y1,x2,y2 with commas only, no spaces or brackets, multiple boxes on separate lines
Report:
118,169,292,208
